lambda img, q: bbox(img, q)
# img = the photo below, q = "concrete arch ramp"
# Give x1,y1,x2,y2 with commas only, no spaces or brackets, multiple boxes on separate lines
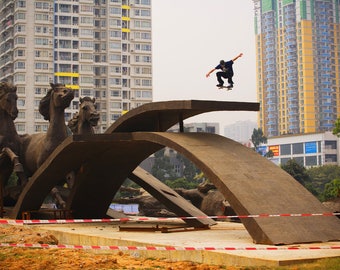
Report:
130,132,340,245
11,132,340,245
106,100,260,133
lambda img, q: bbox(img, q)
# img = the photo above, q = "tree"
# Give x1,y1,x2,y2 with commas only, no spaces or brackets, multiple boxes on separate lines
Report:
306,165,340,200
164,177,198,190
332,118,340,137
176,153,200,181
322,179,340,201
251,128,267,152
281,159,310,186
151,148,177,181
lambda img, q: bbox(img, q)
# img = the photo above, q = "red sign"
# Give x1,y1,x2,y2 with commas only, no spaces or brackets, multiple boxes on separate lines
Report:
268,145,279,156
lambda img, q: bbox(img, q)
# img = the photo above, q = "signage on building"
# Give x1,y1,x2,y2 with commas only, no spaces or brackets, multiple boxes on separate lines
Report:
268,145,279,156
305,141,317,154
257,145,267,156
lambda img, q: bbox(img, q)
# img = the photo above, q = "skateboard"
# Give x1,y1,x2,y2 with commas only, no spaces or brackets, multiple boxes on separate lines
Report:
217,85,233,91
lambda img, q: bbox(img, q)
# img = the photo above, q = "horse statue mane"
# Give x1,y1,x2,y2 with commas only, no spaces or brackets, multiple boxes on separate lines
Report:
0,81,17,99
22,83,74,176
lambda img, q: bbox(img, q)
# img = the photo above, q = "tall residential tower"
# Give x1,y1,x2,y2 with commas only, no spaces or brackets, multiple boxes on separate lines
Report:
0,0,152,134
253,0,340,137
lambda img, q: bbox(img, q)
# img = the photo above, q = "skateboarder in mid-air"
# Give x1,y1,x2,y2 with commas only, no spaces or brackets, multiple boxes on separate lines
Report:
206,53,243,89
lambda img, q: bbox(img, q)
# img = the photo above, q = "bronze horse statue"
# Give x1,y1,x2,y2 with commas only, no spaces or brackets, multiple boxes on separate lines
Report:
0,82,27,214
22,83,74,176
51,97,100,206
68,97,99,135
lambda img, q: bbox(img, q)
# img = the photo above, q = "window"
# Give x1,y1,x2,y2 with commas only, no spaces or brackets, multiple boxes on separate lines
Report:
35,124,48,133
17,1,26,8
109,7,121,15
109,78,121,85
15,124,25,132
17,87,25,94
35,2,49,9
80,5,93,13
325,140,337,150
141,0,151,4
109,42,121,50
110,66,121,73
80,40,93,48
15,13,26,20
292,143,303,154
35,13,49,21
14,62,25,69
305,156,317,166
35,75,49,82
110,102,121,109
15,37,26,45
35,87,48,95
80,17,93,25
141,9,151,16
18,111,25,119
325,154,337,163
35,50,49,58
15,25,25,33
80,77,93,84
109,19,121,27
17,99,25,106
80,29,93,38
109,31,121,38
34,111,43,119
81,89,93,96
142,79,152,87
109,54,121,62
142,90,152,98
14,74,25,82
35,38,49,46
110,90,120,97
111,114,121,121
80,53,93,60
280,144,291,155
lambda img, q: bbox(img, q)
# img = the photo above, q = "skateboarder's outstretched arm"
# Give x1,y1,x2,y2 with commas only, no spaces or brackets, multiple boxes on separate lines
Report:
232,53,243,62
206,68,216,78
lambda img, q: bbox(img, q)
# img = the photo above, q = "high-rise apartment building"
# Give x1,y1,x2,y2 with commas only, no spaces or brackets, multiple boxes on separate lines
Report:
253,0,340,137
0,0,152,134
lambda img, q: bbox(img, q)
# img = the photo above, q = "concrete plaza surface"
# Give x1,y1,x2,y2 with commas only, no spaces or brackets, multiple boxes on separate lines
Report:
32,220,340,267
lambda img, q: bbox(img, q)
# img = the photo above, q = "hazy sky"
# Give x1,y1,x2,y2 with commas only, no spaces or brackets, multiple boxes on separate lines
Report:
152,0,257,133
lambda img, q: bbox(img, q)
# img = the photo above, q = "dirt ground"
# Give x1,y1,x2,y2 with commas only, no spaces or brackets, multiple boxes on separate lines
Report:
0,224,339,270
0,224,230,270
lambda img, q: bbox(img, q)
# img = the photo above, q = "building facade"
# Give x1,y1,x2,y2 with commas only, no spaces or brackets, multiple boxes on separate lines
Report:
0,0,152,134
259,131,340,167
253,0,340,137
224,120,257,143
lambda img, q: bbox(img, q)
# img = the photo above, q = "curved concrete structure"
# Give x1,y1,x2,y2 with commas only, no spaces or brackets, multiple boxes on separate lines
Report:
11,132,340,244
105,100,260,133
10,100,340,244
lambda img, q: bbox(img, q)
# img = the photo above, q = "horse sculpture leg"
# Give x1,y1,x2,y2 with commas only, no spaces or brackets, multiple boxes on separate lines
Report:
2,147,27,186
51,187,66,209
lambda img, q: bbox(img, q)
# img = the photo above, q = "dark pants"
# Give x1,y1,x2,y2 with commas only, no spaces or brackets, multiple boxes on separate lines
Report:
216,72,234,86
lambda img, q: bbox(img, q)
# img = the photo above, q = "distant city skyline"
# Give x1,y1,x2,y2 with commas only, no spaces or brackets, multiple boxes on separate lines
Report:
224,120,257,143
254,0,340,137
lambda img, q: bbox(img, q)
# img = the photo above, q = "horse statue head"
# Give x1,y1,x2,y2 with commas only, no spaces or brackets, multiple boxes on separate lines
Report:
68,97,100,134
39,83,74,121
0,82,18,120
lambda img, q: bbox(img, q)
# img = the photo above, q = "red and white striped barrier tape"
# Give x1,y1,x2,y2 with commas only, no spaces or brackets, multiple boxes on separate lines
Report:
0,243,339,251
0,212,339,225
